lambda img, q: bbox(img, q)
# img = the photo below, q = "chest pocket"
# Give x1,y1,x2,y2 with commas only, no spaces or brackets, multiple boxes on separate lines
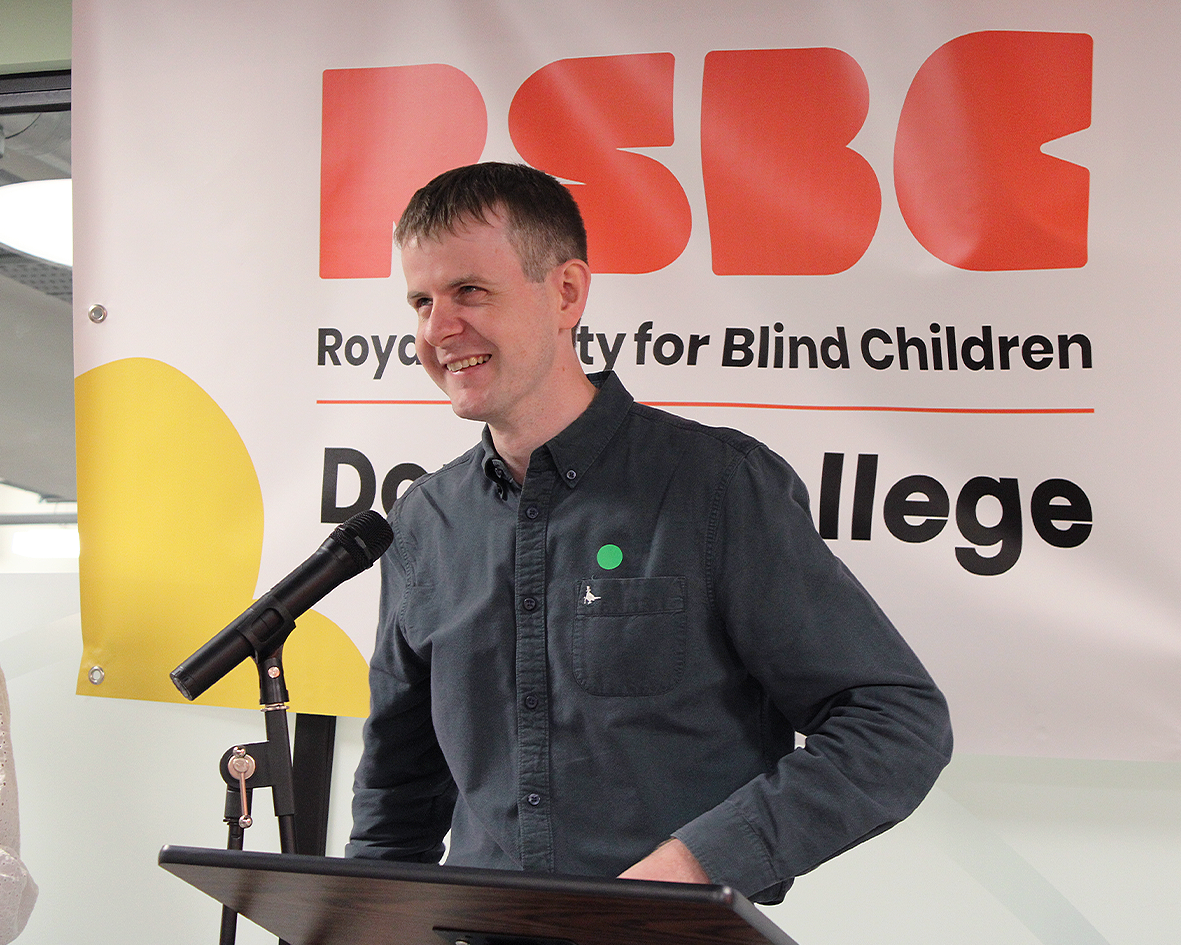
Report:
572,576,686,697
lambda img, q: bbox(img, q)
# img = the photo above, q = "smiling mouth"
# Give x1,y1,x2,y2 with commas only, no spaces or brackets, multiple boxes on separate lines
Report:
447,355,491,373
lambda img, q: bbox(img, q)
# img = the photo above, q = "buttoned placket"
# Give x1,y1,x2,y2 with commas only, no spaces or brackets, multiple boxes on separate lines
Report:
513,459,557,871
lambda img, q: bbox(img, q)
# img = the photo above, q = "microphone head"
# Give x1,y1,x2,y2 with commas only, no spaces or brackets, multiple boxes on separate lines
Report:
331,509,394,570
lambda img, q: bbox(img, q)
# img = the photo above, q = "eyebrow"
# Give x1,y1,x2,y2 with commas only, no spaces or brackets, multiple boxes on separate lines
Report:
406,274,488,305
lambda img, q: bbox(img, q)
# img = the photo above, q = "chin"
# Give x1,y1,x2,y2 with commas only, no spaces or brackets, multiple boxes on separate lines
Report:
448,404,480,422
445,394,490,423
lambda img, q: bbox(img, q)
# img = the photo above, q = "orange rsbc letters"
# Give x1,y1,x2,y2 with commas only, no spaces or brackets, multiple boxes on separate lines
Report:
320,31,1092,279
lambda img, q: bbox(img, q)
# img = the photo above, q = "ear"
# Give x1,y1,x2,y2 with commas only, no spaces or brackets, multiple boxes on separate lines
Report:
553,259,591,331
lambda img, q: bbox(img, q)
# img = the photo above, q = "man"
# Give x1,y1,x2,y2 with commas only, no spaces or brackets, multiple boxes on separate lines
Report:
348,162,952,903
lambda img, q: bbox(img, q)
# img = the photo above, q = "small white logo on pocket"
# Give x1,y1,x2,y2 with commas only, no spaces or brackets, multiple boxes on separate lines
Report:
582,585,601,605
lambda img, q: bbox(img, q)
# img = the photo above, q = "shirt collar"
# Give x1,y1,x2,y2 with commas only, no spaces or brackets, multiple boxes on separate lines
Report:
479,371,634,491
545,371,633,488
480,432,517,498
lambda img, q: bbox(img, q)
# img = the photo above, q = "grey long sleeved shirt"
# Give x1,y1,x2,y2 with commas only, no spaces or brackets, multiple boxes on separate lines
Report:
348,372,952,903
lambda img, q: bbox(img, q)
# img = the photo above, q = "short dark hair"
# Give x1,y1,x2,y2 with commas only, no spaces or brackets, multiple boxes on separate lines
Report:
394,162,588,281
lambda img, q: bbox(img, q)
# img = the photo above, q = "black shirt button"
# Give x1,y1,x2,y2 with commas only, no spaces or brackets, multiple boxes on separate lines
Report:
525,505,539,519
565,469,577,481
522,597,537,611
526,793,542,806
524,694,539,709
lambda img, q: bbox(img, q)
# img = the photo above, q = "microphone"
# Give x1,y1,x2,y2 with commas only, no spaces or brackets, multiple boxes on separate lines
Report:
170,509,393,701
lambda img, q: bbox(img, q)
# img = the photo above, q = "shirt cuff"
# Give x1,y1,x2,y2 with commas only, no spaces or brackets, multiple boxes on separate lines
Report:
672,800,790,904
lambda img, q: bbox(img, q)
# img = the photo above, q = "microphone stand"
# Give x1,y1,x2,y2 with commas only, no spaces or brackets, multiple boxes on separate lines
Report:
217,648,297,945
169,512,393,945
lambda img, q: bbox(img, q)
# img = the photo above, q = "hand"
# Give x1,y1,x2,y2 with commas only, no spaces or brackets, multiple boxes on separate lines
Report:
618,838,711,884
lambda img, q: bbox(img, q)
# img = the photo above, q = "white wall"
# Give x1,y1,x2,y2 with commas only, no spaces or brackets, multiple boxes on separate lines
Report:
1,566,1178,945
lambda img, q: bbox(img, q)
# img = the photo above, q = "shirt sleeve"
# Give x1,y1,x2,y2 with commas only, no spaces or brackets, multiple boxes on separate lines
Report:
673,445,953,903
347,530,458,862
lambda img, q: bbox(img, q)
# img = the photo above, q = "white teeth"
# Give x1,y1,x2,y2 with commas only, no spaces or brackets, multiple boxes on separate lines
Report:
447,355,490,373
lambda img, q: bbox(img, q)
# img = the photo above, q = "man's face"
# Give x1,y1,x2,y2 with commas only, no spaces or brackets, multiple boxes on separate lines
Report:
402,212,575,434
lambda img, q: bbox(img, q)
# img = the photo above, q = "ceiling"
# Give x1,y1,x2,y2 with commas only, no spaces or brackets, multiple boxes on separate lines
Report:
0,90,75,502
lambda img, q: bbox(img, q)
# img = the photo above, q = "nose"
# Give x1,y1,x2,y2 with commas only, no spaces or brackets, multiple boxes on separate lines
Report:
420,298,464,348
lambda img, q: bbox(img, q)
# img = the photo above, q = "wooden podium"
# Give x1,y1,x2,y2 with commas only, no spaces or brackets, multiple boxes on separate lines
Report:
159,846,800,945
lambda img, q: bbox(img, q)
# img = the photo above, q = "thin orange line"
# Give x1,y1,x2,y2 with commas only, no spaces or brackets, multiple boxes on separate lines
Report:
317,398,1093,415
316,399,451,405
645,402,1095,415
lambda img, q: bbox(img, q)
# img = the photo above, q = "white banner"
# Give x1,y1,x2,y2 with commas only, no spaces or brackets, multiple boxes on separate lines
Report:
72,0,1181,759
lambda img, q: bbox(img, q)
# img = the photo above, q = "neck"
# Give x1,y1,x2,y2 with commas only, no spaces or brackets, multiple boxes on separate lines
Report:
491,369,597,483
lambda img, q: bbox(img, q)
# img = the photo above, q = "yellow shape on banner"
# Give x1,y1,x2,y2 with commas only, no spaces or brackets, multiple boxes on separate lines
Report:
74,357,369,717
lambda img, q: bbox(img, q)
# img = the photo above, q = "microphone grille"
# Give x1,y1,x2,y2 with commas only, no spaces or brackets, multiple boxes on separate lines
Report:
332,509,394,570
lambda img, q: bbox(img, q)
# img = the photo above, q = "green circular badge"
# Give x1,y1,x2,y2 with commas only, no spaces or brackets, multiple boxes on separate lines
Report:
596,544,623,570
